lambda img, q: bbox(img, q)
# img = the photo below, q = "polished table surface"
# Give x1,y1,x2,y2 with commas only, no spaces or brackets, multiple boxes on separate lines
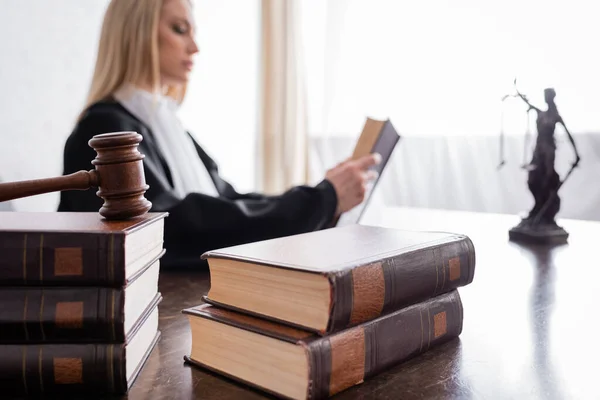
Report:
126,207,600,400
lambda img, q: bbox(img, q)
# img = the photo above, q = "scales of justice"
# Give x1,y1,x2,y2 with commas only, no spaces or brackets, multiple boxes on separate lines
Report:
498,79,581,244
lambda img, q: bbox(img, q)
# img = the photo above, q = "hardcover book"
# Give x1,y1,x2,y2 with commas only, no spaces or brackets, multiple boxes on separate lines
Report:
202,224,475,334
185,290,463,400
0,301,161,395
0,211,167,286
0,253,163,343
336,117,400,226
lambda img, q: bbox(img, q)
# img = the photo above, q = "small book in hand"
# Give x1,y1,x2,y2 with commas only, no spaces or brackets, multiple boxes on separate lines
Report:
336,117,400,226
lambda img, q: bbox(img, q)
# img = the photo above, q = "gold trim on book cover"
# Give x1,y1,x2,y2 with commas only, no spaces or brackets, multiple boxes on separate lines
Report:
54,248,83,276
39,293,46,341
23,294,29,341
434,311,447,338
433,249,440,295
419,309,424,352
350,262,384,325
22,346,28,395
39,234,44,283
440,248,446,292
109,234,115,282
38,347,44,392
22,233,27,284
441,252,447,291
116,341,121,389
328,326,365,396
449,257,461,281
54,358,83,384
55,302,84,329
111,291,116,340
426,308,431,350
108,344,115,392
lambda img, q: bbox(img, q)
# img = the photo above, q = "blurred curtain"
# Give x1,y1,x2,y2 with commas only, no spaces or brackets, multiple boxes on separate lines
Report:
256,0,309,194
299,0,600,220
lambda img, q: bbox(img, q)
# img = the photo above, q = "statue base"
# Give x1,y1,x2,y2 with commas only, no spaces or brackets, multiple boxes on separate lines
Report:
509,218,569,245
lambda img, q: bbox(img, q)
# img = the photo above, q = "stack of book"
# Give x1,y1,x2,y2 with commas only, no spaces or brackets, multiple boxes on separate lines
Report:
183,224,475,399
0,211,167,396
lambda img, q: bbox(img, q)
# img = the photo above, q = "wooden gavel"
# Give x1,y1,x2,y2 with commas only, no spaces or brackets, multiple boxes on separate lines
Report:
0,131,152,220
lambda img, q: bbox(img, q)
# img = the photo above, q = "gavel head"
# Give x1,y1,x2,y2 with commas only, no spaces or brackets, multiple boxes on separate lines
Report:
88,132,152,220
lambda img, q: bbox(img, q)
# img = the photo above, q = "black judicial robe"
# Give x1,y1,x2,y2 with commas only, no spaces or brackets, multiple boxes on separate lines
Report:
58,99,338,269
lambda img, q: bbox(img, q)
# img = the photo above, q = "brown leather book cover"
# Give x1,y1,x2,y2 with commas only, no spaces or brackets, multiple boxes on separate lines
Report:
184,290,462,399
336,117,400,226
202,224,475,334
0,250,163,343
0,302,160,396
0,211,167,286
0,289,162,343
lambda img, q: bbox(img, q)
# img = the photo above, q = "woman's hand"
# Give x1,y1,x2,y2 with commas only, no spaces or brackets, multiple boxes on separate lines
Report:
325,153,381,218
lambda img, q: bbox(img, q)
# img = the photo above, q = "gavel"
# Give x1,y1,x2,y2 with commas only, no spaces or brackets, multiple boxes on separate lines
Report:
0,131,152,220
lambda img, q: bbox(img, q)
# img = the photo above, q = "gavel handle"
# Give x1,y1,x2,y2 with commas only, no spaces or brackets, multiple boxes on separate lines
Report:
0,170,99,202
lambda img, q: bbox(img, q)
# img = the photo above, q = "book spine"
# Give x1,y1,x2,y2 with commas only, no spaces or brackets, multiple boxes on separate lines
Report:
307,290,463,399
0,342,127,395
0,232,126,286
328,236,474,333
0,287,125,343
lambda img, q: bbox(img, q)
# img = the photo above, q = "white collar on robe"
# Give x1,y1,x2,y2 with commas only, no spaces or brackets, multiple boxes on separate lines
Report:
114,85,219,199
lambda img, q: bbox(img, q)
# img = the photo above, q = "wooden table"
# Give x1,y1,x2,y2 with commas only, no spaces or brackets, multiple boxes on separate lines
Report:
126,207,600,399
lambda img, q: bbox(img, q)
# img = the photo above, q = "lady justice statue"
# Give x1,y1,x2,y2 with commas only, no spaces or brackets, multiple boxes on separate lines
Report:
499,79,581,244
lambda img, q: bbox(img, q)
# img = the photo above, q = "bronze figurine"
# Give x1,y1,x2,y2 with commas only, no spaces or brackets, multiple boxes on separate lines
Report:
500,79,581,243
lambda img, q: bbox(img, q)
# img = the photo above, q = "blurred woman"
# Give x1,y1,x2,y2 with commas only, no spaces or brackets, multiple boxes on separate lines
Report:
58,0,379,269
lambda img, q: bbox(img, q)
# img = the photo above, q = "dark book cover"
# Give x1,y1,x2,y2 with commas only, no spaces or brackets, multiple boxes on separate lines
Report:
203,224,475,334
336,117,401,226
185,290,463,399
0,301,161,396
0,251,163,343
0,211,167,287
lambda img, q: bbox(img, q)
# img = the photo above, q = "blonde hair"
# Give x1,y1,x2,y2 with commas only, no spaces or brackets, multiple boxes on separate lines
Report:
81,0,185,119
